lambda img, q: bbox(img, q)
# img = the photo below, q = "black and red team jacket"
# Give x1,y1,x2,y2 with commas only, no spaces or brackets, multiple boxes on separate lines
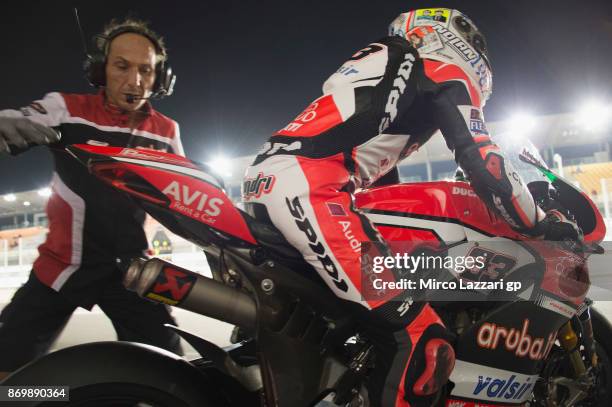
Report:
0,92,183,307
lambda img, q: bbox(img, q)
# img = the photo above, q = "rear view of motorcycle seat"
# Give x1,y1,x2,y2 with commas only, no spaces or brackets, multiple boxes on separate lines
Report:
240,203,304,261
239,203,331,285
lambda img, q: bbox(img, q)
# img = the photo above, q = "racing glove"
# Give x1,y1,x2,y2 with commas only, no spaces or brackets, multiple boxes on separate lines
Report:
535,209,583,242
0,117,60,154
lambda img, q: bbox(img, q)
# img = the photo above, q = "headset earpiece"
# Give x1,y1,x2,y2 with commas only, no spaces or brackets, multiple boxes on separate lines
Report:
83,53,107,88
152,63,176,98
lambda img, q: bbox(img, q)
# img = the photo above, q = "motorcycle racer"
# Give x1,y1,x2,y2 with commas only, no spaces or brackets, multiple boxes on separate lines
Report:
244,8,580,406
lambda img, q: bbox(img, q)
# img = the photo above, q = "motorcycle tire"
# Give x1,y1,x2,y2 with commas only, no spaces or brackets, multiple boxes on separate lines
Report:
588,307,612,406
2,342,226,407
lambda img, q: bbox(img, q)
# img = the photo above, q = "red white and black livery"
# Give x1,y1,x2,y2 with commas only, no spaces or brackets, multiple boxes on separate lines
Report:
6,139,609,407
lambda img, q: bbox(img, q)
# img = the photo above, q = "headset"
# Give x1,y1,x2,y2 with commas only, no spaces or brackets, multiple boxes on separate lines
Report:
78,11,176,100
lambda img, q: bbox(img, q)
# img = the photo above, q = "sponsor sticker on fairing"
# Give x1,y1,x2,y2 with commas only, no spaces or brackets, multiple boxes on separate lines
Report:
162,180,224,224
449,360,538,403
118,148,189,166
537,295,576,318
476,318,556,361
452,186,477,197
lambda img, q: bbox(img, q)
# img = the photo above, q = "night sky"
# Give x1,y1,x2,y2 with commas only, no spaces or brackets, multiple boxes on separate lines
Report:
1,0,611,193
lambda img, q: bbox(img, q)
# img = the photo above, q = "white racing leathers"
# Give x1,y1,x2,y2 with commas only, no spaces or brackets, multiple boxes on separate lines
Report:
244,36,542,406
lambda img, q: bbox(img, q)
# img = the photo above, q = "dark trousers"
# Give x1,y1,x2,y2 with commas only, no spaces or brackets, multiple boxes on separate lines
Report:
0,272,182,371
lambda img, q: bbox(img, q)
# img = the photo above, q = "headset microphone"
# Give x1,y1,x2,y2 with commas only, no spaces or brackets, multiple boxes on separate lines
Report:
125,95,150,104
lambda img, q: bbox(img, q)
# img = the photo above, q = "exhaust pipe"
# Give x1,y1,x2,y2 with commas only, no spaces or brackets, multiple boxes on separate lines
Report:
125,258,256,331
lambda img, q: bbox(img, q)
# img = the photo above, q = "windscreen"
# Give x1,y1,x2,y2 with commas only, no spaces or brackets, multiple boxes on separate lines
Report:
490,134,551,187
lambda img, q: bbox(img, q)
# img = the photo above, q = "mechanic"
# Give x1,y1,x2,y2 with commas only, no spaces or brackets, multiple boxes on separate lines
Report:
0,18,184,379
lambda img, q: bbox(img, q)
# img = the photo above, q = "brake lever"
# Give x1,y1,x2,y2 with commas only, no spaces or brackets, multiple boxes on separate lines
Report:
563,239,604,255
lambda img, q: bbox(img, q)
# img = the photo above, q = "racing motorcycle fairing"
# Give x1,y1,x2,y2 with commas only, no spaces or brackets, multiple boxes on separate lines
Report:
66,144,258,247
63,141,607,407
355,181,523,244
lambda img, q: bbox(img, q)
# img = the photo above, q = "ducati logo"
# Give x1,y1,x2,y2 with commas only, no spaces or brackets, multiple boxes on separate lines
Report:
452,186,476,197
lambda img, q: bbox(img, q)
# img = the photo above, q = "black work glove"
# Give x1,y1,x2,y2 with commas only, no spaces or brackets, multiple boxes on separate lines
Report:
536,210,583,242
0,117,60,154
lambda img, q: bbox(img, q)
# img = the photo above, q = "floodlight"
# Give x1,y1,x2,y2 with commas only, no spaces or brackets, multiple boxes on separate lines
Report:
208,155,233,177
37,187,52,197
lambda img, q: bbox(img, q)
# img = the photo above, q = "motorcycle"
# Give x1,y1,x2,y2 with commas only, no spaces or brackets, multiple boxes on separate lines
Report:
3,141,612,407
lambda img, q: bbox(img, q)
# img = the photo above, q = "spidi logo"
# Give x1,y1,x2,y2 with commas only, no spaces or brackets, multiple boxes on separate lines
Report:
286,196,349,292
162,181,224,219
379,52,415,132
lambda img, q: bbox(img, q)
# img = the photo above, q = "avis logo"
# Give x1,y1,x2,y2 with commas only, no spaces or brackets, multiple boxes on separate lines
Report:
286,196,348,292
477,319,556,361
162,181,223,216
243,172,276,200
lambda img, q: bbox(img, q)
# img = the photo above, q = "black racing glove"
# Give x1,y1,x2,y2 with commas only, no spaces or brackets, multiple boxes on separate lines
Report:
0,117,60,154
535,209,583,242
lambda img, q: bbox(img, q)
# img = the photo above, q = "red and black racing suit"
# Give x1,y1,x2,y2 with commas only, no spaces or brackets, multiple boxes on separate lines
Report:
0,91,185,370
244,36,544,406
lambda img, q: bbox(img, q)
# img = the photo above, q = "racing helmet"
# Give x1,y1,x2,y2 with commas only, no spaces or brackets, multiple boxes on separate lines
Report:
389,8,493,105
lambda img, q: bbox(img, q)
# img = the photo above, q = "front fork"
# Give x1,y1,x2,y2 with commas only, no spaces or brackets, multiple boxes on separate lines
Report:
547,300,599,406
557,300,598,376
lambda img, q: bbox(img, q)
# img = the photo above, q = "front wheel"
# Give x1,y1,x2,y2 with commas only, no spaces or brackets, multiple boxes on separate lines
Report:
584,308,612,406
531,308,612,407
